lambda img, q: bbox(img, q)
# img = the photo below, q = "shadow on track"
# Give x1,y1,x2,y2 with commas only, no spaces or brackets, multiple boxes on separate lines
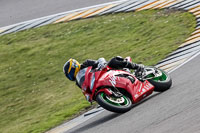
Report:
68,113,122,133
132,92,161,108
68,92,161,133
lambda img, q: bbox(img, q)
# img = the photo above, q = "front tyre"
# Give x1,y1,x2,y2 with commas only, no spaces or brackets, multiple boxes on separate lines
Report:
96,92,132,113
148,68,172,92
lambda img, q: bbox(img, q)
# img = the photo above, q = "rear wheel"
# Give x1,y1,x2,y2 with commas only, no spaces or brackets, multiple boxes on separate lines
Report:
147,68,172,92
96,92,132,113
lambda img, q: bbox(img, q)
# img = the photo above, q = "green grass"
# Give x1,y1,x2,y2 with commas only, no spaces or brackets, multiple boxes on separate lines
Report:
0,9,196,133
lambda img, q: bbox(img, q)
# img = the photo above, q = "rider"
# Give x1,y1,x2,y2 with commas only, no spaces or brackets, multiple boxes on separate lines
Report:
63,56,144,88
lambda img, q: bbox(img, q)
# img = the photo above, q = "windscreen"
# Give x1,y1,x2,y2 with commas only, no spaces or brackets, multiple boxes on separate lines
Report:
76,68,87,87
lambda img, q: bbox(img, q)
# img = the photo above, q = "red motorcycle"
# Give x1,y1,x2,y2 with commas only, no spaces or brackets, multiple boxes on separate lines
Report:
76,57,172,113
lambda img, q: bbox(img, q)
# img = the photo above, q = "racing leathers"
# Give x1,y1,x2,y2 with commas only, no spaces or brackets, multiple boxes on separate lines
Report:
75,56,144,88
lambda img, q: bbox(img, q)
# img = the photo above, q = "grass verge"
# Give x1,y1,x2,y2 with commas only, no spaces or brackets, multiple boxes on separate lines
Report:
0,9,196,133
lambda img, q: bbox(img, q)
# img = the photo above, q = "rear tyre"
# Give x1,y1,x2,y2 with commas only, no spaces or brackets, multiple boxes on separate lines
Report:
148,68,172,92
96,92,132,113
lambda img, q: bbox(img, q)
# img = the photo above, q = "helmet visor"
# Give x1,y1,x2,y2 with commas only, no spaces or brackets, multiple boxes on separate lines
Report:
66,67,76,81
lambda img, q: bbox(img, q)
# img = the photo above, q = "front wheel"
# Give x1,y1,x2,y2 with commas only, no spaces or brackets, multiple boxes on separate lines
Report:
147,68,172,92
96,92,132,113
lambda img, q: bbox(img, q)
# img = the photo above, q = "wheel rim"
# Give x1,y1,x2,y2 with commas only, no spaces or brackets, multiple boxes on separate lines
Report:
153,70,167,81
100,93,130,106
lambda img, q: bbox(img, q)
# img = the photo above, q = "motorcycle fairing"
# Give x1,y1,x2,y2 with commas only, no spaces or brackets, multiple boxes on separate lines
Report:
82,66,154,103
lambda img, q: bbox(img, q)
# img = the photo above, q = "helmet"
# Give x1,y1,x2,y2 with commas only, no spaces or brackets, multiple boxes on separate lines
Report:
63,58,81,81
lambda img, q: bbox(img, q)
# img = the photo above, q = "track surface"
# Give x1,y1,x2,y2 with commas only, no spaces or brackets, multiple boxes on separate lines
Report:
67,54,200,133
0,0,117,27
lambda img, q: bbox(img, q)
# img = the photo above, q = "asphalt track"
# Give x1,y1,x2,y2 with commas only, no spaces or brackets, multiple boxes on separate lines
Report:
0,0,117,27
67,53,200,133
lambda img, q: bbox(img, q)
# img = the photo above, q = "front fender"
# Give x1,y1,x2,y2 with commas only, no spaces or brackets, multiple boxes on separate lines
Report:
95,88,112,96
94,88,112,99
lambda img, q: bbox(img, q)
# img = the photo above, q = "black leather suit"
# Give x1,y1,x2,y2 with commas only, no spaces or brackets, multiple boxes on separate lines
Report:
76,56,141,88
80,56,140,70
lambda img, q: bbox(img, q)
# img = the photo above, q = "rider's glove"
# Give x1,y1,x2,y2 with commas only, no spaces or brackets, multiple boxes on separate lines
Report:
97,63,106,70
135,64,145,78
97,58,107,70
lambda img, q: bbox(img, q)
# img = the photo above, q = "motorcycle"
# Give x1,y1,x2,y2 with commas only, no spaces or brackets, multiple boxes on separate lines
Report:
76,57,172,113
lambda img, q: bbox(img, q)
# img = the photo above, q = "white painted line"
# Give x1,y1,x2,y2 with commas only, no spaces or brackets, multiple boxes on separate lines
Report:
46,107,104,133
169,50,200,73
